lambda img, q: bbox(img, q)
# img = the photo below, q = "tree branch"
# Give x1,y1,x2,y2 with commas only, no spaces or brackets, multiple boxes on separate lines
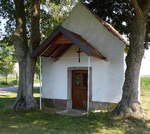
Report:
131,0,143,16
136,0,150,14
13,0,28,59
141,1,150,14
30,0,41,49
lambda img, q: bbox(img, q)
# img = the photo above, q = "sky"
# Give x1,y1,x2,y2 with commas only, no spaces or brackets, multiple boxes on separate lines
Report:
0,18,7,39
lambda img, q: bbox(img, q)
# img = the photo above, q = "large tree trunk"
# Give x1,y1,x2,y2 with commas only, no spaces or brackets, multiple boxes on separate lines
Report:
13,53,37,111
12,0,40,111
112,14,147,118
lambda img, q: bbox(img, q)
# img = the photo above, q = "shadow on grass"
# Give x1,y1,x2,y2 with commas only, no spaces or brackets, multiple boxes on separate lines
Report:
0,97,150,134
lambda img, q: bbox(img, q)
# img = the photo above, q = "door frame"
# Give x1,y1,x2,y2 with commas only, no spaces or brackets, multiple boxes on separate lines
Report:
67,67,92,110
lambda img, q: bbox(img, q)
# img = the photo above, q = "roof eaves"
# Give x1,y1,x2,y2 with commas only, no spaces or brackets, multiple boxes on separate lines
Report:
59,27,93,55
32,26,62,58
61,27,107,60
32,26,106,60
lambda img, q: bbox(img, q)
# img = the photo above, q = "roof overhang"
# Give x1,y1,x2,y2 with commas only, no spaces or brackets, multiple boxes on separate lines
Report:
32,26,106,60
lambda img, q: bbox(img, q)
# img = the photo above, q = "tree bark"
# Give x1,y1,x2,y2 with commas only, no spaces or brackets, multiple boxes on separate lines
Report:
30,0,41,91
112,14,147,118
12,0,40,111
5,73,8,84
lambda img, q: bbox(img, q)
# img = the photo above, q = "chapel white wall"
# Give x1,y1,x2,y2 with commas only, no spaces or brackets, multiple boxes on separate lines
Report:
41,3,125,103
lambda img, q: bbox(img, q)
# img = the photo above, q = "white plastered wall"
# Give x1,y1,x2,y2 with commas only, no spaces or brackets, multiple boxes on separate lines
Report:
42,45,89,100
41,3,125,103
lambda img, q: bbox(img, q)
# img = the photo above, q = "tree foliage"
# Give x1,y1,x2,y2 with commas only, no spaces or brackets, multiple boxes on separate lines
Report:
84,0,150,44
0,0,77,40
0,38,15,82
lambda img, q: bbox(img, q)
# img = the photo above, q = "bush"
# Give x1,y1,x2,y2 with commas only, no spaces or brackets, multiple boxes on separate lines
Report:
9,80,17,85
0,80,17,87
0,81,9,87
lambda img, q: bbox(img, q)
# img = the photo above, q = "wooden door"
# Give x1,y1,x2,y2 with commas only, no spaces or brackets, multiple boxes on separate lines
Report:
72,70,87,110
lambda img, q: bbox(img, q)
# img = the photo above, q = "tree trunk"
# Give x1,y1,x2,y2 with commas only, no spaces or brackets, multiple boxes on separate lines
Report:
5,73,8,84
112,15,147,118
13,53,37,111
30,0,41,92
12,0,40,111
16,73,18,85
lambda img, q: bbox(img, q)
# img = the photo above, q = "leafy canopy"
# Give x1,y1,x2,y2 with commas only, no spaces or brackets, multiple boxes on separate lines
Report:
84,0,150,43
0,38,15,75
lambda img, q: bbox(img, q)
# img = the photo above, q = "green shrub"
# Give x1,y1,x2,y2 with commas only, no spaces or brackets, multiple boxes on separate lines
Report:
9,80,17,85
0,81,8,87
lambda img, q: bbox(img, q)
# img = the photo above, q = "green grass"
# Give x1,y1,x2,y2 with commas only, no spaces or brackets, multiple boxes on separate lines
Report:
0,78,150,134
0,92,149,134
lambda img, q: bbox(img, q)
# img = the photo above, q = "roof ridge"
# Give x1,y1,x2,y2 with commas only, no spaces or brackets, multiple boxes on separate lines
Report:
80,2,129,46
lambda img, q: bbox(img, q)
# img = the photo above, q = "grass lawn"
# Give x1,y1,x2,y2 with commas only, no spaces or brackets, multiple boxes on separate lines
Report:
0,79,150,134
